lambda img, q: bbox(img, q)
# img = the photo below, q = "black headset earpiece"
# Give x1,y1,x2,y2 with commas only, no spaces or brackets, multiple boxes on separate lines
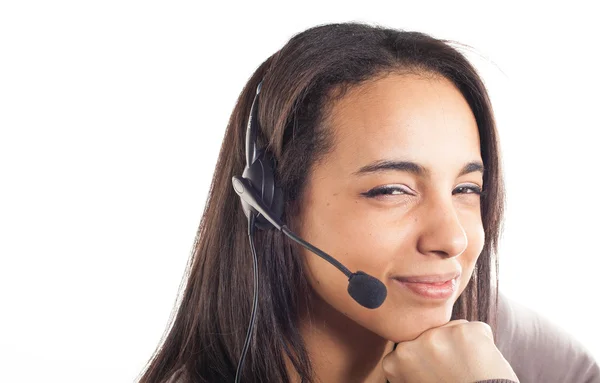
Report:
237,80,284,231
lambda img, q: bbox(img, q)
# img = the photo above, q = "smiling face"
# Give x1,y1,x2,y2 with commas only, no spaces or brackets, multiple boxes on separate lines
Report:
295,72,486,342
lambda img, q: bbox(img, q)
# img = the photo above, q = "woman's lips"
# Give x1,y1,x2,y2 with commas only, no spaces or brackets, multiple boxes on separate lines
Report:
392,276,459,300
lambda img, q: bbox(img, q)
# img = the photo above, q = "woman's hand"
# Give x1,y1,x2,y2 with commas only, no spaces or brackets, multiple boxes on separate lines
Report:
382,319,519,383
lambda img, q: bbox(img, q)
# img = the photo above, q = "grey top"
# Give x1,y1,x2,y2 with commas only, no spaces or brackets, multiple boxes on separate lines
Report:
495,292,600,382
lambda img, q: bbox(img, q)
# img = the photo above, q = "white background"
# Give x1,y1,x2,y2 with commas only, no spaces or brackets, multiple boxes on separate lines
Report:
1,1,598,382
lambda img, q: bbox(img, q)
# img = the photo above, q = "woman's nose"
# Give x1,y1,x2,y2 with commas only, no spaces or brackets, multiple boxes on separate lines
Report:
415,196,468,259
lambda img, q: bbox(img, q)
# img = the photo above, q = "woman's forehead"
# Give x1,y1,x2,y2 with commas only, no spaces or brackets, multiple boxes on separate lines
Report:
322,73,482,176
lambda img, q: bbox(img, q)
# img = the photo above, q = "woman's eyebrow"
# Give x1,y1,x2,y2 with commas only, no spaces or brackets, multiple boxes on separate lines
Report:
351,160,485,177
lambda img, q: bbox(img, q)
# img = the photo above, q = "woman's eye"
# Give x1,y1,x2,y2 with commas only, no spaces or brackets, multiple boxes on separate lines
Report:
361,186,408,198
453,185,484,195
362,185,485,199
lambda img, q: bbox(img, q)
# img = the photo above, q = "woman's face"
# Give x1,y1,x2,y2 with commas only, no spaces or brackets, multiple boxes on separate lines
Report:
296,72,485,342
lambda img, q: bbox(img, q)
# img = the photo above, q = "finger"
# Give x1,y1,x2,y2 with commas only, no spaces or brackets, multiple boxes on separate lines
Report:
382,343,415,381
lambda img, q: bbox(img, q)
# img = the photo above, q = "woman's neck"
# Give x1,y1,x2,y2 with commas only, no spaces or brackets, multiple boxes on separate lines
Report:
288,293,395,383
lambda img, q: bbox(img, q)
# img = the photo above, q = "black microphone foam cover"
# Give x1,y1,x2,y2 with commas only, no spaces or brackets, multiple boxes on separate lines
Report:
347,271,387,309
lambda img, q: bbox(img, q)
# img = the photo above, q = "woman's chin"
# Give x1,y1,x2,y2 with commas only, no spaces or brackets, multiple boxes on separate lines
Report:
380,308,455,343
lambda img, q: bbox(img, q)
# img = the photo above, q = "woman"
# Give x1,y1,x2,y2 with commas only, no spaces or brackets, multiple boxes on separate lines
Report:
138,22,598,382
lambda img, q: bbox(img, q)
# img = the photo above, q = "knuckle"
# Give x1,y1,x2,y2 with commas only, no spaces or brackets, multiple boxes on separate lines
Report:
470,321,495,341
448,321,483,346
449,321,470,338
420,328,437,343
422,329,444,352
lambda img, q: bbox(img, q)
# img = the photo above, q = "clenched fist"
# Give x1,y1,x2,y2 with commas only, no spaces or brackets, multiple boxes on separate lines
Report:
382,319,519,383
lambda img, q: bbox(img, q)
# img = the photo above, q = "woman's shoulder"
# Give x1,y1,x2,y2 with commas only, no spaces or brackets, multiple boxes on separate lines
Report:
495,291,600,382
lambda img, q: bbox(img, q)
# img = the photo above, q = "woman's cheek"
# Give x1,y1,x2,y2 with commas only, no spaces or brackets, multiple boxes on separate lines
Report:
458,224,486,292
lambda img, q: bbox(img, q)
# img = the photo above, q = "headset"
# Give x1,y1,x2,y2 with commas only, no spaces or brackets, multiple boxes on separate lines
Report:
230,79,388,382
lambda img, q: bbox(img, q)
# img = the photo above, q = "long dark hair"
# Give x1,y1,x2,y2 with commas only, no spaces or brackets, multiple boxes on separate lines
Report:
138,21,505,383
